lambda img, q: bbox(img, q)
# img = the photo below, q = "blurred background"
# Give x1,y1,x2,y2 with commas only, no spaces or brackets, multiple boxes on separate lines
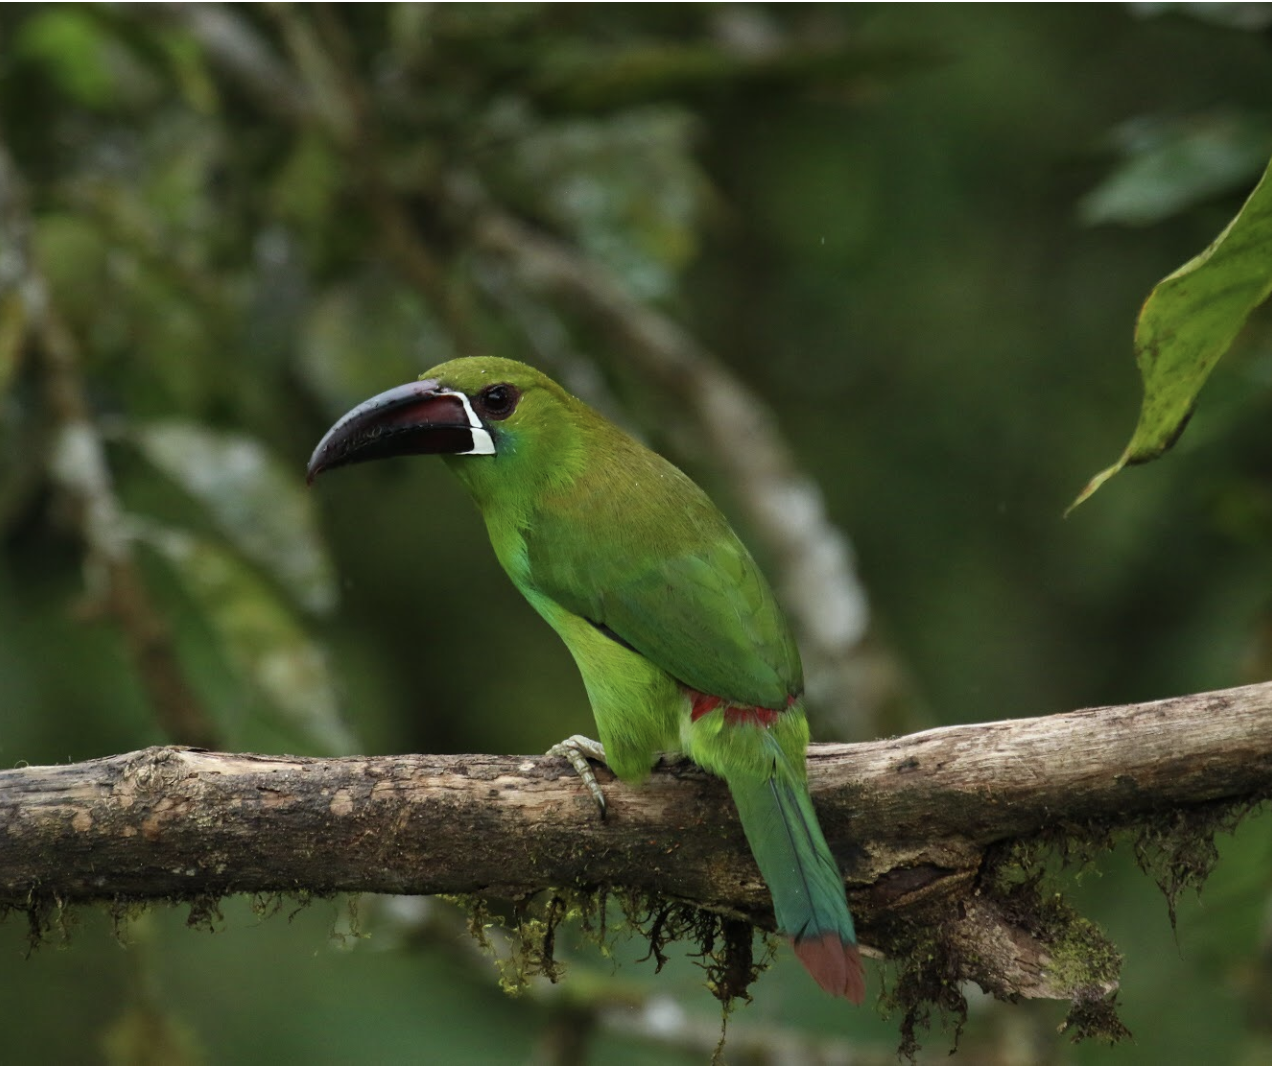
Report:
3,4,1272,1063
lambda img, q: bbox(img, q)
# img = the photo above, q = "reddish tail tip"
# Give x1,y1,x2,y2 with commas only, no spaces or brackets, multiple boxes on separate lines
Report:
792,934,866,1005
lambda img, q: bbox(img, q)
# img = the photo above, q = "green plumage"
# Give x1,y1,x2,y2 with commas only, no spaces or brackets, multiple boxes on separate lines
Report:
310,355,864,1001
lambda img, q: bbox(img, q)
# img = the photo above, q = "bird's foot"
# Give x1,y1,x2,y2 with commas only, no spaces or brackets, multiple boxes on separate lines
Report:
546,734,608,818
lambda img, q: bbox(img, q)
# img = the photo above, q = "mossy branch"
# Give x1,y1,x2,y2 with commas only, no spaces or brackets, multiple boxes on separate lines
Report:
4,681,1270,1023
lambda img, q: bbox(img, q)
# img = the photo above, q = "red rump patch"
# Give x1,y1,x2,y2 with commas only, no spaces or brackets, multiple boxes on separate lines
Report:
688,690,783,728
725,706,780,728
689,693,723,721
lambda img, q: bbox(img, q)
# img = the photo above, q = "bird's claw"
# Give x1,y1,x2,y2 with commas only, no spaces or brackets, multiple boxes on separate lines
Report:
547,734,608,817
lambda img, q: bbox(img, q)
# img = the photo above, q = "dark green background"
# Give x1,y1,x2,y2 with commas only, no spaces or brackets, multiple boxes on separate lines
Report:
3,5,1272,1063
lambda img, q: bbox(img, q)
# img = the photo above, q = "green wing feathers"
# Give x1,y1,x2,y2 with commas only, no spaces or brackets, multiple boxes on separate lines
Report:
522,431,802,709
728,735,864,1003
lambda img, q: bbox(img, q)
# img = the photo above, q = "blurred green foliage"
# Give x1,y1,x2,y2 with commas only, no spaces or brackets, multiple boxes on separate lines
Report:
3,4,1272,1063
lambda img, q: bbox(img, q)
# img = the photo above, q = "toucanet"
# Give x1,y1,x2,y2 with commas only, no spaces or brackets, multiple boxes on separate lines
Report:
307,356,865,1002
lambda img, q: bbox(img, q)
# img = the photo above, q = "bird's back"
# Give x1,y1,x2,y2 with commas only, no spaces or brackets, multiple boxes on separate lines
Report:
516,414,803,711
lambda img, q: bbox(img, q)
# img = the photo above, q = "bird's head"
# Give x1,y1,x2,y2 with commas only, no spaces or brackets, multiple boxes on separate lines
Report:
306,357,587,499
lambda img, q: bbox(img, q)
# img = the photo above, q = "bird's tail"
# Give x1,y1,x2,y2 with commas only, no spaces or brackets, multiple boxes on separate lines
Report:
728,739,864,1004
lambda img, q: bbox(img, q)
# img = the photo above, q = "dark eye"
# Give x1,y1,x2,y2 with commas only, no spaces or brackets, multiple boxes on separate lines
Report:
476,383,519,421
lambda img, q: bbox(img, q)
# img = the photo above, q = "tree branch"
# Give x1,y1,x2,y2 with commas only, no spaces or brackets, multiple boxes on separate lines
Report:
5,682,1270,1011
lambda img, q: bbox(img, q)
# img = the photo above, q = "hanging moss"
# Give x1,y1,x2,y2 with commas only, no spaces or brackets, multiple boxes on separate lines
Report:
1130,797,1264,930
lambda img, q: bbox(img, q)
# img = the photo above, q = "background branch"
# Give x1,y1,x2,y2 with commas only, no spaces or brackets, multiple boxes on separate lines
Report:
6,682,1270,1010
0,134,217,750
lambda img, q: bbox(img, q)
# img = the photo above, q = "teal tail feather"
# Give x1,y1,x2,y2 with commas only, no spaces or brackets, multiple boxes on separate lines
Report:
729,743,865,1004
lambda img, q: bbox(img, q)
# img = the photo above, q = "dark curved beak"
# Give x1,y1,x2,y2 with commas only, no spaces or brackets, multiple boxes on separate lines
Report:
306,379,494,484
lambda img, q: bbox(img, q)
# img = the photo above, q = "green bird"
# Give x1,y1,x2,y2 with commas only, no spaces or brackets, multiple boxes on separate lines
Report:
307,356,864,1003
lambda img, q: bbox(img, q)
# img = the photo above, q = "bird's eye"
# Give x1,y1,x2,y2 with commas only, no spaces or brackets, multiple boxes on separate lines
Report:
476,383,519,421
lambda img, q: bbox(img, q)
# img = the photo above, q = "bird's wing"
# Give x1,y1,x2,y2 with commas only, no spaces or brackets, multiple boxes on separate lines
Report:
525,504,803,710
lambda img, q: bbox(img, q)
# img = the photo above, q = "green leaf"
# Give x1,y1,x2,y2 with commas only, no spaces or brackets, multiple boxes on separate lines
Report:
132,422,337,615
1078,112,1272,227
14,8,116,108
270,133,343,232
143,527,355,755
14,7,159,112
1070,155,1272,512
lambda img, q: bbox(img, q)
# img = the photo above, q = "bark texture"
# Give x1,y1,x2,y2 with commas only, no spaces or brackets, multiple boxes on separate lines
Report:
3,682,1270,1013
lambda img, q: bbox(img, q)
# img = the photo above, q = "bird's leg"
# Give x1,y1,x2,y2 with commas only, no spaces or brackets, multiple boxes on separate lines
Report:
546,734,608,817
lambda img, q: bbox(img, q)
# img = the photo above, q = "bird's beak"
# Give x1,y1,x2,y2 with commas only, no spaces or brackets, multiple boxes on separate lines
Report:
306,379,494,483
